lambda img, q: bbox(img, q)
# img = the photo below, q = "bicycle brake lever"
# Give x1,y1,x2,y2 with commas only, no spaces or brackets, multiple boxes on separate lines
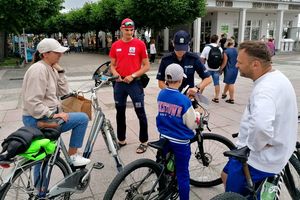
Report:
205,123,211,132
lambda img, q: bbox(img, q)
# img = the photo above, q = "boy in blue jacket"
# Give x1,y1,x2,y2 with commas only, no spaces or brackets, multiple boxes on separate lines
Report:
156,63,200,200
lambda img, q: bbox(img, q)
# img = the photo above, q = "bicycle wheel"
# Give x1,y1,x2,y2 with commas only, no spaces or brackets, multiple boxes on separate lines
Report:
189,133,235,187
284,154,300,200
0,156,71,200
211,192,246,200
104,158,169,200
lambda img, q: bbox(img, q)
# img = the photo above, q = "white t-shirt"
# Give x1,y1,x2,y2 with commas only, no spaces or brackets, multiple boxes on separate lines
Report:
200,43,223,71
150,43,156,54
237,70,298,174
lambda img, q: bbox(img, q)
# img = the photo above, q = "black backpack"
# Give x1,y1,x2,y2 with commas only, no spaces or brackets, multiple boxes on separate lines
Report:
207,45,223,69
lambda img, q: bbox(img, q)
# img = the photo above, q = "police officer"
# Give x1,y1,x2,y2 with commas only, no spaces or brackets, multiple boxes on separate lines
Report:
156,30,212,96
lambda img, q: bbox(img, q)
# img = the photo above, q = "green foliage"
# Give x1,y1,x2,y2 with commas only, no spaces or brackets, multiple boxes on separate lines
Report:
0,0,63,34
0,56,21,67
116,0,206,30
96,0,120,33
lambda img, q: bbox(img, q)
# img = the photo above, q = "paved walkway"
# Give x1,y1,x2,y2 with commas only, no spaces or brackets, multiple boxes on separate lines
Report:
0,52,299,199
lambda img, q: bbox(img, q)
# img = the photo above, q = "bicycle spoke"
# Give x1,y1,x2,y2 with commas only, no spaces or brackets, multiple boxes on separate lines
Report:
189,134,233,187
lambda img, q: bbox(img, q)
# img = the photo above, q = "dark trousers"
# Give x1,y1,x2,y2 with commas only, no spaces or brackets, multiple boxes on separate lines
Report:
163,141,191,200
150,54,156,63
113,81,148,143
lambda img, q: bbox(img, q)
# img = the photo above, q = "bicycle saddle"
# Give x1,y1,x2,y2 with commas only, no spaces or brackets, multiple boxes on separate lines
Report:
223,146,250,163
148,138,168,151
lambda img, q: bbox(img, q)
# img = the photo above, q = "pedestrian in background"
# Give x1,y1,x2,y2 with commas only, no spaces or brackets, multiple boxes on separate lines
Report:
231,35,238,47
220,38,238,104
219,33,227,50
200,34,224,103
266,38,275,56
109,18,150,154
157,30,211,97
149,38,157,63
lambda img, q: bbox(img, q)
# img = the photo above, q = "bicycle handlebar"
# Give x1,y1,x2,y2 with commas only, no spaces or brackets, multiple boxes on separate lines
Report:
60,75,119,100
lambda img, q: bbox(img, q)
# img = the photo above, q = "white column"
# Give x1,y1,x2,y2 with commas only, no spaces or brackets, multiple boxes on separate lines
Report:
275,10,284,51
238,8,246,44
193,17,201,54
163,28,169,52
101,31,106,48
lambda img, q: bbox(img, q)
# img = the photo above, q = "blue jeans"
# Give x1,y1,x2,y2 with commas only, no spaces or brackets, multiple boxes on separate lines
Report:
113,80,148,143
22,112,88,148
22,112,89,197
163,141,191,200
209,70,220,86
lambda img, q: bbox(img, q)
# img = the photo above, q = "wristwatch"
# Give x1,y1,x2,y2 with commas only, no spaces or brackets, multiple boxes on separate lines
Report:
131,74,137,79
57,70,65,73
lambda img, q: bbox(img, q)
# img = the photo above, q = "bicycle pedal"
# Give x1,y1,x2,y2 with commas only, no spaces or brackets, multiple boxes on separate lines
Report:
93,162,104,169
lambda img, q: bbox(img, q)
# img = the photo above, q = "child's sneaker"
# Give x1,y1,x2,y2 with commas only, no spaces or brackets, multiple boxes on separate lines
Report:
70,154,91,166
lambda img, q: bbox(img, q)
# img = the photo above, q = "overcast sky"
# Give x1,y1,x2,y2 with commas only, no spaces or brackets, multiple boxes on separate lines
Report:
62,0,98,12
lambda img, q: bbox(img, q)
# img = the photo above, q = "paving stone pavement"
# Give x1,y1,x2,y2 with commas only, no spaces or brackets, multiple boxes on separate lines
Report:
0,52,299,199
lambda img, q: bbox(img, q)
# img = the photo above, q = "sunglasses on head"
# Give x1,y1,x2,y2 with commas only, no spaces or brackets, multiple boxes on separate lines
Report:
122,21,134,27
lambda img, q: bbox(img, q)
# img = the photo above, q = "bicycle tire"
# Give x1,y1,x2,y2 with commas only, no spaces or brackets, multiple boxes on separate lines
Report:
104,158,169,200
284,154,300,200
210,192,247,200
189,133,235,187
0,156,71,200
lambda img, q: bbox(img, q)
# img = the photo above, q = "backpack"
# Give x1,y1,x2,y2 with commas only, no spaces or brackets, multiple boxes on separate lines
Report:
207,45,223,69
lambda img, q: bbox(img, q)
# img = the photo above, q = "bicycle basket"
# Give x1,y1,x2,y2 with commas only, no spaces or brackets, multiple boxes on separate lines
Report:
92,61,112,86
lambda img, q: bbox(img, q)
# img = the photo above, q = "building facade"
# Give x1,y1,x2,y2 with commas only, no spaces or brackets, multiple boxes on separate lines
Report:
202,0,300,50
164,0,300,53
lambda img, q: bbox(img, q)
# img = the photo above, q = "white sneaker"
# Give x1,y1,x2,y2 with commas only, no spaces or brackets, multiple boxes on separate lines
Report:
70,154,91,166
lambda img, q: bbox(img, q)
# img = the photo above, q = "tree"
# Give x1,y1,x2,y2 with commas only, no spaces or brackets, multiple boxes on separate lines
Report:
115,0,206,30
0,0,64,61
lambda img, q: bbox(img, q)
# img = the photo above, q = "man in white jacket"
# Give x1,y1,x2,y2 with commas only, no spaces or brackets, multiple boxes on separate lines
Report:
221,41,298,196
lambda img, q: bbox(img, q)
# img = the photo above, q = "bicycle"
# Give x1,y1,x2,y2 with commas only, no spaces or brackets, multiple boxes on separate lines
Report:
0,73,122,199
103,95,236,199
211,142,300,200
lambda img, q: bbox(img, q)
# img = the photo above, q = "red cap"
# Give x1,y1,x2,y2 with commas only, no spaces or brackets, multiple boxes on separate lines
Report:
121,18,135,28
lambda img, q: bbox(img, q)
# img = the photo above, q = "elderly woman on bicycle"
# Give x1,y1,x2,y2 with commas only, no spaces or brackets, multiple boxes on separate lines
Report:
21,38,90,167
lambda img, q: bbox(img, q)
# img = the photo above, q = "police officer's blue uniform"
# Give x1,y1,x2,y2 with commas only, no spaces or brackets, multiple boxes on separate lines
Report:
156,52,210,91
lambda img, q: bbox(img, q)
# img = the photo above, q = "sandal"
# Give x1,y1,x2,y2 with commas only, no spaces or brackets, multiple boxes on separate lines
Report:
118,142,127,148
136,143,147,154
212,98,219,103
221,94,227,99
225,99,234,104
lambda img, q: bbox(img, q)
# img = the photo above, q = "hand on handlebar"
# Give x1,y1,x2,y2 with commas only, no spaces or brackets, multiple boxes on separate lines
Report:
187,87,199,99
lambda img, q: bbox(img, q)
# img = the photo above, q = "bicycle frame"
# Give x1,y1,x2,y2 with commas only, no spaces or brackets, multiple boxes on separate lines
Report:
81,76,123,171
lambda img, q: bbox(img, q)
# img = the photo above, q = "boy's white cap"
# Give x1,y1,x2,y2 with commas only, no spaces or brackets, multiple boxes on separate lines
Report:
165,63,187,81
37,38,69,53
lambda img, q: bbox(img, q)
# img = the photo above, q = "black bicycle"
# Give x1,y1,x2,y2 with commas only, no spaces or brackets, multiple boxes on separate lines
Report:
103,96,235,199
211,142,300,200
